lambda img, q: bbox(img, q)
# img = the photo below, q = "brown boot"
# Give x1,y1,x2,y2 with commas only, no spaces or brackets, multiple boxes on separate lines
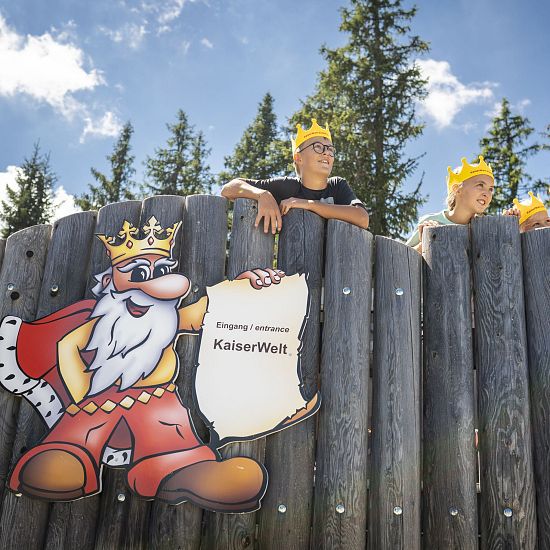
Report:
156,457,267,512
18,449,87,500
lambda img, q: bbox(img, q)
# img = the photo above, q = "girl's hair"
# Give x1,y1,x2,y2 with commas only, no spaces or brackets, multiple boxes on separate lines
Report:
446,183,461,210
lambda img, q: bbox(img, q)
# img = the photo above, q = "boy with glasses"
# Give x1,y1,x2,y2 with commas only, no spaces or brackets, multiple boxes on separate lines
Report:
221,119,370,233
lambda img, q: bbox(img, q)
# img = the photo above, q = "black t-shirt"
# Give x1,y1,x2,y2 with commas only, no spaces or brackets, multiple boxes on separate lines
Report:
243,176,364,207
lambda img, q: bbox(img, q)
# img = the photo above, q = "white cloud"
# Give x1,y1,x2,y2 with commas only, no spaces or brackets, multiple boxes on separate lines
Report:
416,59,495,129
485,98,532,119
201,37,213,49
0,166,80,229
0,15,104,119
80,111,123,143
98,23,148,50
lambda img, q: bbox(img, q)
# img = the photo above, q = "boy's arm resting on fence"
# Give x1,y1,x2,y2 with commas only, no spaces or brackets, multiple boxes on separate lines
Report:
280,198,370,229
221,178,282,234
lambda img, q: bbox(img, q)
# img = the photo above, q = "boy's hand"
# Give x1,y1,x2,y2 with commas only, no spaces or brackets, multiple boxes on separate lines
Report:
280,197,311,216
236,269,285,290
502,206,520,218
256,191,282,234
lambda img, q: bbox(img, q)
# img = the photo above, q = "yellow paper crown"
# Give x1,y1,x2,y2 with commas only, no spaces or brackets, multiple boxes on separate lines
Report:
513,191,548,225
97,216,181,265
291,118,332,154
446,156,494,192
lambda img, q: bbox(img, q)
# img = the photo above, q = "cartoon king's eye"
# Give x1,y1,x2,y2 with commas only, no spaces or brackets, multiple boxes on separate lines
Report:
153,265,171,278
130,266,149,282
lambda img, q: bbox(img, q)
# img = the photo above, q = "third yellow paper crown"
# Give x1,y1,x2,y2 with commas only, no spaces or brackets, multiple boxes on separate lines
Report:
447,156,494,192
513,191,548,225
291,118,332,153
97,216,181,265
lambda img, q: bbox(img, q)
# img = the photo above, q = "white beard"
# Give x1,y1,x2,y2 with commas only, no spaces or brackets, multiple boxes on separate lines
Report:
85,284,180,397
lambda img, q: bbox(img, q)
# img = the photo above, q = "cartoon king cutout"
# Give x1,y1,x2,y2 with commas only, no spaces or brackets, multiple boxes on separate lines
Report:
0,216,319,512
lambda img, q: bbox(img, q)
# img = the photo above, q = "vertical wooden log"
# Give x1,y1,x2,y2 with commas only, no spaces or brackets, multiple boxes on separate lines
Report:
311,221,372,550
0,240,6,270
0,226,52,546
422,225,478,548
148,194,227,549
368,236,421,550
202,198,274,550
44,201,142,550
257,208,325,550
0,213,97,550
471,216,536,549
522,227,550,547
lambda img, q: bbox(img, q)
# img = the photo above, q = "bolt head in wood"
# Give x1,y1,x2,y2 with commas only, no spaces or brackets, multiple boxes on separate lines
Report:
7,283,15,291
278,504,287,513
395,288,404,296
342,287,351,295
50,285,59,296
393,506,403,515
336,503,345,514
503,508,513,517
117,493,126,502
449,507,459,516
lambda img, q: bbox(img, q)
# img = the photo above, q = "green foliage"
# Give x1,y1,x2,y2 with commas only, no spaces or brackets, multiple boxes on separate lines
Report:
478,98,542,213
145,110,214,196
1,142,55,238
76,122,136,211
292,0,429,238
218,93,290,184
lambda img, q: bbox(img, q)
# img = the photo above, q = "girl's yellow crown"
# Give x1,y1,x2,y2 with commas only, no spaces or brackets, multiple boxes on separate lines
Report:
97,216,181,265
291,118,332,153
513,191,547,225
447,156,494,192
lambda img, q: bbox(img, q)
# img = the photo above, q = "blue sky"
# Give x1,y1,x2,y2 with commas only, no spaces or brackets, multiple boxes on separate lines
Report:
0,0,549,226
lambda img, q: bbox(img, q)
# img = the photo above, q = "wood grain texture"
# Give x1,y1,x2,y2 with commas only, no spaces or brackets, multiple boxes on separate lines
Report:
44,202,142,550
368,236,421,550
471,216,536,550
0,225,52,522
522,227,550,547
422,224,478,549
201,198,274,550
312,221,373,550
0,240,6,271
0,212,97,550
257,208,325,550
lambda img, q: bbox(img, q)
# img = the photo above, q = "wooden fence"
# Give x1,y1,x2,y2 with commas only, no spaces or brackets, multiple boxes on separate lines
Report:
0,194,547,550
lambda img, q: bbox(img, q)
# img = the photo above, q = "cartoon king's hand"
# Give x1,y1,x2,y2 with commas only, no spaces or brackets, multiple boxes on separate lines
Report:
235,268,285,290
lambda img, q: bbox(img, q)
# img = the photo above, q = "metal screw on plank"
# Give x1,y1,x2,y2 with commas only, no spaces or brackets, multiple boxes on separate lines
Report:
395,288,404,296
193,285,199,293
7,283,15,291
336,503,345,514
15,493,22,498
117,493,126,502
50,285,59,296
449,507,459,516
278,504,287,514
393,506,403,516
503,508,513,518
342,287,351,295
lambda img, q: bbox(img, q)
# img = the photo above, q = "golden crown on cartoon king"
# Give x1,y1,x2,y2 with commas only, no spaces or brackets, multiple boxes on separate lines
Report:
292,118,332,153
513,191,547,225
447,156,494,192
97,216,181,265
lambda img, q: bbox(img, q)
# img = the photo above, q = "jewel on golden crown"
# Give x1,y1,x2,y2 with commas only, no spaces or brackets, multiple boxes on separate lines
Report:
97,216,181,265
513,191,548,225
291,118,332,153
446,156,494,192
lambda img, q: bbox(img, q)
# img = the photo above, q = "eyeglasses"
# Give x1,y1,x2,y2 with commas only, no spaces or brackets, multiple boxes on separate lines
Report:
298,142,336,157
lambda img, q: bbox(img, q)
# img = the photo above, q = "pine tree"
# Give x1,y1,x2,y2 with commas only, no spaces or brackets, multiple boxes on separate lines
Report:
76,122,136,211
1,143,55,238
219,93,289,184
291,0,429,238
478,98,541,213
145,110,214,195
534,123,550,206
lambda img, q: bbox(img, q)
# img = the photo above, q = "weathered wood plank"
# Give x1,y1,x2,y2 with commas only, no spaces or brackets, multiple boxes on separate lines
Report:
257,208,324,550
522,227,550,548
202,198,274,550
148,194,228,550
422,224,478,548
311,220,372,550
0,240,6,271
368,236,421,550
471,216,536,549
0,225,52,519
44,201,142,550
0,212,97,550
